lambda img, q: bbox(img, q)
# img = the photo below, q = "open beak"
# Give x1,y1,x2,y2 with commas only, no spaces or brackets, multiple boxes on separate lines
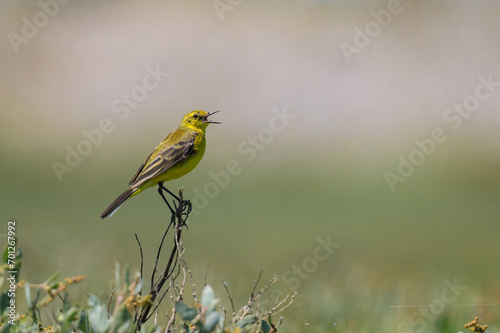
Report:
202,110,221,124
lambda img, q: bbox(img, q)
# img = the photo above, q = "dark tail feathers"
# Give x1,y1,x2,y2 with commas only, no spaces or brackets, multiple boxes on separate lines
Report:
100,188,136,219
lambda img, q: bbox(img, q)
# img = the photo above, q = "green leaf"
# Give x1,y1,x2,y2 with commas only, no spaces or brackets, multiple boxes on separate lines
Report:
43,271,60,285
78,309,90,333
87,293,100,307
175,301,198,321
236,315,258,328
1,241,9,264
14,248,22,277
60,307,78,332
133,276,143,295
61,292,71,312
111,306,132,332
115,262,120,287
261,320,271,333
117,321,133,333
88,293,110,333
0,292,9,313
201,285,218,309
201,311,220,333
218,309,225,331
48,282,60,290
25,282,31,308
0,321,11,333
124,263,130,287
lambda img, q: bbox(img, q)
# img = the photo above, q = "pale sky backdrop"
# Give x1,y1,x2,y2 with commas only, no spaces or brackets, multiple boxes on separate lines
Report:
1,1,499,161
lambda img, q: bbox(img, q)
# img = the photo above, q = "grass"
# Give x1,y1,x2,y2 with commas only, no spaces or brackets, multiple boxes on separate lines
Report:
1,146,500,331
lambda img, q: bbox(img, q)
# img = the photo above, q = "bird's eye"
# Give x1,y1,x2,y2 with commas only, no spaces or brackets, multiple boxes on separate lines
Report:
193,114,199,119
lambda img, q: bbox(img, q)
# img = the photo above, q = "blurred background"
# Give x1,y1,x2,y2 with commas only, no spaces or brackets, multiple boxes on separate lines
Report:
1,0,500,332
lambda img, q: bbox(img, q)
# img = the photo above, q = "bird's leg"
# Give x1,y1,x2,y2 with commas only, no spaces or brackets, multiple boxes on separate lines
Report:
158,183,191,211
158,183,181,202
157,183,175,216
158,183,187,226
158,183,190,228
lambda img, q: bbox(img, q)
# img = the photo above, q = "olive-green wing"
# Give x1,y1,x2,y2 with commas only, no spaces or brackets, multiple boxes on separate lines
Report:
128,130,178,186
128,151,154,186
128,129,198,188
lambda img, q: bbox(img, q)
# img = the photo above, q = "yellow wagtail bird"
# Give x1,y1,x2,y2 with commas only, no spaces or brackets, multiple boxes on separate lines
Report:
100,110,220,219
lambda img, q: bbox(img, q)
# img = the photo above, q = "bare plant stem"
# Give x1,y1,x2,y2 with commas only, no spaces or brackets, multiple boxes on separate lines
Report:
134,189,191,331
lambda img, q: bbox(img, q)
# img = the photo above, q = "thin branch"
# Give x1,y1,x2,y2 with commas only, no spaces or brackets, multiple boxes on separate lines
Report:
221,280,235,319
107,284,115,318
203,265,209,287
151,221,173,290
249,269,264,305
133,232,144,291
253,275,278,303
270,294,295,316
135,189,190,330
187,268,198,304
253,296,261,333
238,270,265,319
142,225,182,323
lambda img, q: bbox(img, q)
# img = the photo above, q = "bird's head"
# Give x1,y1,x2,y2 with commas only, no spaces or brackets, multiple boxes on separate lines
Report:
180,110,221,130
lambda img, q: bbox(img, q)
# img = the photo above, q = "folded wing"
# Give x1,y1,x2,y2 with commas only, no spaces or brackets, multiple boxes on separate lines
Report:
128,129,197,189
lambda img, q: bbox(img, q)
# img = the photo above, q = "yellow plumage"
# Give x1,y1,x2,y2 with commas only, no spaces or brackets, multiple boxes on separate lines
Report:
100,110,220,219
